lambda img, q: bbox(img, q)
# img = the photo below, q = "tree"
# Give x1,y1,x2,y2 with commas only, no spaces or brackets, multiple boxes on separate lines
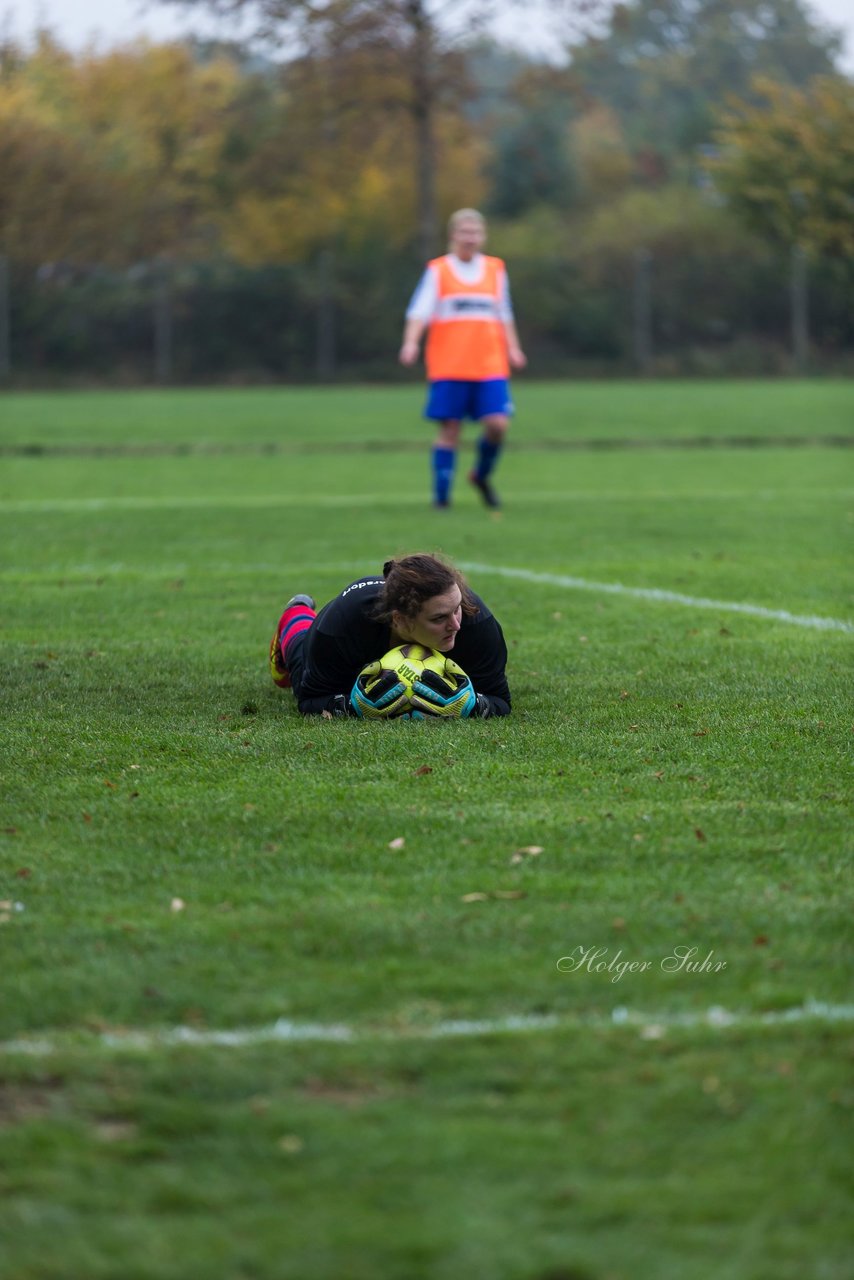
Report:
484,64,578,216
161,0,498,258
0,34,244,266
566,0,843,177
707,75,854,257
571,104,633,206
212,24,485,264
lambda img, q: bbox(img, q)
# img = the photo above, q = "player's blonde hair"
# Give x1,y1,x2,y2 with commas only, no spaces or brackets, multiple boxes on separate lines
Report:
447,208,486,241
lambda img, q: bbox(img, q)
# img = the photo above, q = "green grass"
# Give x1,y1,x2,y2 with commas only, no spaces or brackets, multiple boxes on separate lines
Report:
1,380,853,1279
2,377,853,445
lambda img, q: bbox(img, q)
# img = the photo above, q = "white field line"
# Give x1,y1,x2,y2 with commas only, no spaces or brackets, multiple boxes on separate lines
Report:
462,562,854,634
2,488,852,514
2,1001,853,1058
0,560,371,583
0,493,389,513
1,549,849,631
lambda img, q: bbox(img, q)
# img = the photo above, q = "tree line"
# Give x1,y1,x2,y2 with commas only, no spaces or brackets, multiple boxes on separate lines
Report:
1,0,852,380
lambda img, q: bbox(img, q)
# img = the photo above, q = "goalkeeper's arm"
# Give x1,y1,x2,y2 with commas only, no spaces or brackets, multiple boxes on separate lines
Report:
296,692,354,716
471,692,506,718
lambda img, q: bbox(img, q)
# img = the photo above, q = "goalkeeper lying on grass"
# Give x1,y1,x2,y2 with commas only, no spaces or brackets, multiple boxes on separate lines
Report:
269,553,510,718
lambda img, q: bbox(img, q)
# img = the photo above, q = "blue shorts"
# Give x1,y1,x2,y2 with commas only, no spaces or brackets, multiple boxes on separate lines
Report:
424,379,513,424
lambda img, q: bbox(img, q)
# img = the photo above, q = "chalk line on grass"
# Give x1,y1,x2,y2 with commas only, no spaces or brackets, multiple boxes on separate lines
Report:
3,553,850,633
3,1002,853,1058
2,487,853,515
462,562,854,634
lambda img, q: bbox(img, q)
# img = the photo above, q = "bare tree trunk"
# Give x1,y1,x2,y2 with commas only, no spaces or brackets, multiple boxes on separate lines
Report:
790,244,809,374
315,247,336,381
408,0,439,262
633,247,652,375
154,259,173,384
0,255,10,380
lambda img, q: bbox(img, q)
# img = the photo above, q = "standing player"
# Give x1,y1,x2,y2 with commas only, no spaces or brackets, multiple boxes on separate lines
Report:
399,208,527,510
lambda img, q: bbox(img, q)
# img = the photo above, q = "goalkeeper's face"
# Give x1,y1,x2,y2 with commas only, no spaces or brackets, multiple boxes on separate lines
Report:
393,586,463,652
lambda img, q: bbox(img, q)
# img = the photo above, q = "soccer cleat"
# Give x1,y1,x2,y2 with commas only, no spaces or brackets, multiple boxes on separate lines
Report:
270,594,316,688
284,593,316,612
469,470,500,509
269,629,291,687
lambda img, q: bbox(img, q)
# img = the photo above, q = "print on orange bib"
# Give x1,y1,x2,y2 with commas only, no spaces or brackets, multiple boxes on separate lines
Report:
424,256,510,382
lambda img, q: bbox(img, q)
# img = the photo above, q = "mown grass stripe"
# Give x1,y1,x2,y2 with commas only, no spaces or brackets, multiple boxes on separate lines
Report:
2,434,851,459
2,488,851,514
463,562,854,633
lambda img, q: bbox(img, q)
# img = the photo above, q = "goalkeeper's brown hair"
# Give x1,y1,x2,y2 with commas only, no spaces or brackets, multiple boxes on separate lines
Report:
374,554,477,623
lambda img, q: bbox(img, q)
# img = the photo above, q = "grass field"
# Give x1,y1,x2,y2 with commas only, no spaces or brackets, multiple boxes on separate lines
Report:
1,379,852,1279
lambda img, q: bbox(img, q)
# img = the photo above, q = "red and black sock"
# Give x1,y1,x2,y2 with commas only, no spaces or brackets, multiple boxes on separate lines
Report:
277,604,316,664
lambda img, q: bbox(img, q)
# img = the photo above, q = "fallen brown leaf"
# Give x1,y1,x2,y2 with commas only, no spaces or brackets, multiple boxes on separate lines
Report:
279,1135,304,1154
511,845,543,863
96,1121,138,1143
413,765,433,776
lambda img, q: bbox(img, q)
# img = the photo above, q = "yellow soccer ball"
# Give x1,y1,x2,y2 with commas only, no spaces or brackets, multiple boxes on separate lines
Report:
352,644,474,720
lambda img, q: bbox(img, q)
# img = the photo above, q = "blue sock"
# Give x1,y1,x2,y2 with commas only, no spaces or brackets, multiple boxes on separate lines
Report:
432,446,456,505
474,436,500,480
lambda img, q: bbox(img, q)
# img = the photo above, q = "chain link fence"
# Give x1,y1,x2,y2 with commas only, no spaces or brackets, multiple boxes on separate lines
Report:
1,246,852,385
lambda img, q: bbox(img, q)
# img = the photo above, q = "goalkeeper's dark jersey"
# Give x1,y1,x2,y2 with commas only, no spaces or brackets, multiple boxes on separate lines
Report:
294,575,511,717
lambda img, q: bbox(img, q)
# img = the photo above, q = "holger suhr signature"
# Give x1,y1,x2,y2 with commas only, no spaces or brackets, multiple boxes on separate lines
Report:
557,945,727,983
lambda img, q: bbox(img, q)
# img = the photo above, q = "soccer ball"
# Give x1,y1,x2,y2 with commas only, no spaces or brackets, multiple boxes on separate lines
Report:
353,643,439,719
352,643,473,719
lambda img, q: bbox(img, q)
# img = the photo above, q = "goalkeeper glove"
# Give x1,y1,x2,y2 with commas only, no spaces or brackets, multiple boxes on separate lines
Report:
350,663,410,719
409,659,477,719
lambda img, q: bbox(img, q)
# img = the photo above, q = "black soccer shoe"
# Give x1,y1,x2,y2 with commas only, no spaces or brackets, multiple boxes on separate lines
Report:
469,470,501,509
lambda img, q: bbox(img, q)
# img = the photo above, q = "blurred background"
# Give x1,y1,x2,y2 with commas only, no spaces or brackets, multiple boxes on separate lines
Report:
1,0,852,385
